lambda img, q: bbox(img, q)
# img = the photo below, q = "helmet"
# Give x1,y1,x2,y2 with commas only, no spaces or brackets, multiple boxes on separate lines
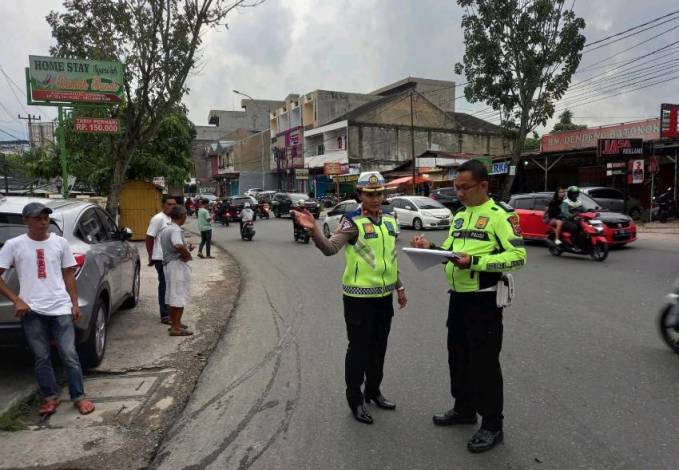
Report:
356,171,385,192
244,203,251,208
566,186,580,201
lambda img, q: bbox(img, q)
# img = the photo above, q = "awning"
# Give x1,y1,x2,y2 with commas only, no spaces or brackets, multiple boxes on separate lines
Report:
385,175,431,187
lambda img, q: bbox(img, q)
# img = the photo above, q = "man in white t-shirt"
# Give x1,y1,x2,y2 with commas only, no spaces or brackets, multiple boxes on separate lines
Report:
146,196,176,324
0,202,95,417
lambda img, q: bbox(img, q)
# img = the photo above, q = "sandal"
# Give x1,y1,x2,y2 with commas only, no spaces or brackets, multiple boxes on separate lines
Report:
74,399,96,415
169,329,194,336
197,253,205,258
38,399,61,416
206,256,215,259
167,324,188,331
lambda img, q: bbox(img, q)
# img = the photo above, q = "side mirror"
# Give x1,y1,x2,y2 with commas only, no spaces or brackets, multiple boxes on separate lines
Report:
120,227,133,240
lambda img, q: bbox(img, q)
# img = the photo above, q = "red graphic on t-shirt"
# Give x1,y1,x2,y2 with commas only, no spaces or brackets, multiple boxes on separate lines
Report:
36,249,47,279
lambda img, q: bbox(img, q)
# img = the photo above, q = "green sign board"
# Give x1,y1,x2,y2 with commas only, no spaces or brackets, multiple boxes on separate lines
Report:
28,55,124,104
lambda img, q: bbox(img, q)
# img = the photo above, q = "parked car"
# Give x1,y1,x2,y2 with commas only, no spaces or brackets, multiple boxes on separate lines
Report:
257,190,277,203
508,192,637,246
224,196,259,221
322,200,401,238
0,197,141,367
388,196,453,230
430,187,463,213
580,186,642,220
271,193,321,219
244,188,263,197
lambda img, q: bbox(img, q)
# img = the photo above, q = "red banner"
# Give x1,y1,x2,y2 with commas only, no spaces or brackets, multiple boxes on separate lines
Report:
541,118,659,153
32,89,122,103
74,117,120,133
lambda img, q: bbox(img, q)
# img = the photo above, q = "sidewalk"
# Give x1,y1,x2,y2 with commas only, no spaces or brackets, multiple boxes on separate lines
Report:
0,241,240,470
636,219,679,241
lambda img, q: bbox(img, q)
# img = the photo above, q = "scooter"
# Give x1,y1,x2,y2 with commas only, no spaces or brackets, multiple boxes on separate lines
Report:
546,212,609,262
658,278,679,353
240,220,255,241
654,187,675,223
293,219,310,244
258,201,271,219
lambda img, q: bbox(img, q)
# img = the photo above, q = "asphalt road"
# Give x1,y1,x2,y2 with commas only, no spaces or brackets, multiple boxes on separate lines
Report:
155,216,679,470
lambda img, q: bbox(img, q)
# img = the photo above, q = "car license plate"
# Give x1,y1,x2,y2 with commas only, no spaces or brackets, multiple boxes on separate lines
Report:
618,229,628,235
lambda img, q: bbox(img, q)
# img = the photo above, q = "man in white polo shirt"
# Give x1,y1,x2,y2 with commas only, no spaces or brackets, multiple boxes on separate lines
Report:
146,195,176,324
0,202,95,417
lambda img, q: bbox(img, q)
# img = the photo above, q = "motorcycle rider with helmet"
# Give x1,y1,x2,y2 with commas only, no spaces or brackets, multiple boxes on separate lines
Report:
240,202,255,233
560,186,585,249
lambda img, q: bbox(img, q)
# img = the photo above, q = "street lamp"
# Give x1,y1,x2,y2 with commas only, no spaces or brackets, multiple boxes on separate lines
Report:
233,89,267,189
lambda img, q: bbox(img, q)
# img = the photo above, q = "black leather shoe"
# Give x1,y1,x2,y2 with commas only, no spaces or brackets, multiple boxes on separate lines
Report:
365,394,396,410
432,408,477,426
350,404,374,425
467,428,503,453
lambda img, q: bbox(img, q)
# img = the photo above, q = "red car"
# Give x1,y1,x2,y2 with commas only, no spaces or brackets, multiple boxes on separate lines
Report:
508,192,637,246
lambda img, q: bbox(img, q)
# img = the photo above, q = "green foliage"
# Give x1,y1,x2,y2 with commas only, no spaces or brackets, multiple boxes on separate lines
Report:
523,131,541,151
552,109,587,133
46,0,261,213
19,145,62,181
454,0,586,195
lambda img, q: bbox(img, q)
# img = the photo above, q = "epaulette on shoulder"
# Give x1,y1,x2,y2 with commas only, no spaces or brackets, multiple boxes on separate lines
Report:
345,208,362,220
496,201,515,212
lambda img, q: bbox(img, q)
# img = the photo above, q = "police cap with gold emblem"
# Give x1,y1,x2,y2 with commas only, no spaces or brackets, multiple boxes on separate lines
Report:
356,171,385,192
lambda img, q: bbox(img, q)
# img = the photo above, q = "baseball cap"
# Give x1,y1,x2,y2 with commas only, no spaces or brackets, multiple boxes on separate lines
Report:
22,202,53,218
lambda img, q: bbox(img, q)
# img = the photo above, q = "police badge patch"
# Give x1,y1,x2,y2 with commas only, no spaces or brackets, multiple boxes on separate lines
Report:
363,223,378,239
339,218,354,232
384,221,396,236
475,216,489,229
507,214,522,236
454,218,464,229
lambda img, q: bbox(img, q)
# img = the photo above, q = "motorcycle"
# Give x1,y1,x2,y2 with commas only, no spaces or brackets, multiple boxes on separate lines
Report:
240,220,255,241
654,187,676,223
257,200,271,219
546,212,609,262
293,219,310,244
658,278,679,353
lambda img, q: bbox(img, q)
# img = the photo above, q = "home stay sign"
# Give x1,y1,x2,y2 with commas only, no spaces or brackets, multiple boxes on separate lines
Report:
29,56,124,104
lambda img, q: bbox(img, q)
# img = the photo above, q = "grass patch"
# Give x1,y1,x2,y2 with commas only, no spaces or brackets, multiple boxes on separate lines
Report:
0,394,38,432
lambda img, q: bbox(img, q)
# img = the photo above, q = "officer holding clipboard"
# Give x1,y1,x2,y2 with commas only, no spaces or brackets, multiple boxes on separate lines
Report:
410,159,526,453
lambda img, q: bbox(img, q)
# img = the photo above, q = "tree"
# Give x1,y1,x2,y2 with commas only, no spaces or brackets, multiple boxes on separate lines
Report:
47,0,264,214
454,0,585,198
551,109,587,133
523,131,541,151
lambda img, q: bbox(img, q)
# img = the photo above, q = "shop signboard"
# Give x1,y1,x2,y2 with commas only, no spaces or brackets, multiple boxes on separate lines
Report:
74,117,120,134
490,162,509,175
660,103,679,139
597,138,643,158
295,168,309,178
333,174,360,183
29,56,124,103
605,161,626,177
542,119,659,153
323,162,343,176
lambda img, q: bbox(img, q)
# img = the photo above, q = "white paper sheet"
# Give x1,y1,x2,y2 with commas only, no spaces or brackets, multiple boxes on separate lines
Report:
401,247,459,271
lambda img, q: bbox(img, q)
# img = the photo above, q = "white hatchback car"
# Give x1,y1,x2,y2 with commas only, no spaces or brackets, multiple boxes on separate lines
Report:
322,200,401,238
388,196,453,230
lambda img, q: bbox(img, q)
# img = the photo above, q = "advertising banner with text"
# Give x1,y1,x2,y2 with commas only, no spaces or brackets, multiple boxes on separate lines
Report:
541,118,659,153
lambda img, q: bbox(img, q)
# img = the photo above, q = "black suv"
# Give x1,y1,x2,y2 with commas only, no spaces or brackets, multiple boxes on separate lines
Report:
430,187,463,213
225,196,258,221
271,193,321,219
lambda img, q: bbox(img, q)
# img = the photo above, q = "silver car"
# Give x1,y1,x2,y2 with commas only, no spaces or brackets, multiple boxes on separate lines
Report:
0,197,140,367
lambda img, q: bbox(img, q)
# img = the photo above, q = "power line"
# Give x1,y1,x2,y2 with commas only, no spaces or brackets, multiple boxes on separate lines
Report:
0,127,25,140
583,9,679,49
578,37,679,74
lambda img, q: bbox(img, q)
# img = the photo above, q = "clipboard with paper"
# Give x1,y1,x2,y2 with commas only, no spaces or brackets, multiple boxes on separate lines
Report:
402,247,461,271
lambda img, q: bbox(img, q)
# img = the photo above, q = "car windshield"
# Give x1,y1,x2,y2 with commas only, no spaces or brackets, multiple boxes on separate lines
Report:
289,194,309,202
578,194,602,211
0,213,62,246
413,198,445,209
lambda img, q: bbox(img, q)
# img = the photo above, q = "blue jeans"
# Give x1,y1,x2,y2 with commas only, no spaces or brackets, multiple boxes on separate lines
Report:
21,312,85,401
154,260,169,320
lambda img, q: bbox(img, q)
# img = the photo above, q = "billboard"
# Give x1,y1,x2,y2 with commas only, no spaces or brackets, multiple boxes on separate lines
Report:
597,138,643,157
542,118,659,153
660,103,679,139
323,162,343,176
29,55,124,104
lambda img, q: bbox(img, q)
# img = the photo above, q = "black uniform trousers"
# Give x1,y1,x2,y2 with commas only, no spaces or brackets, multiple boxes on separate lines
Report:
343,294,394,408
448,291,504,432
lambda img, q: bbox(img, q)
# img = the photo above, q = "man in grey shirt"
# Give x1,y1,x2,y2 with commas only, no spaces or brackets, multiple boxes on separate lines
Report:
160,205,194,336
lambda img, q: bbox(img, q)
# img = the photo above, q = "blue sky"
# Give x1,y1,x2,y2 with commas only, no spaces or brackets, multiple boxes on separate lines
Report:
1,0,678,141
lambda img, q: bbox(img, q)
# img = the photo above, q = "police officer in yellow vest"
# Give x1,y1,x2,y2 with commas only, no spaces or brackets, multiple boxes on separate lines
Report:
292,172,407,425
411,159,527,453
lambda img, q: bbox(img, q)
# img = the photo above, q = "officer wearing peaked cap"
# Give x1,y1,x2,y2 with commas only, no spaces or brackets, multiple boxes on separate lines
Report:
292,171,407,425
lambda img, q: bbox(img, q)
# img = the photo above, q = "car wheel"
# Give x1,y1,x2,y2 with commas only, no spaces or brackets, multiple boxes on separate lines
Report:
120,264,140,309
548,245,562,257
323,224,331,238
79,298,108,368
412,218,423,231
659,304,679,354
629,207,641,220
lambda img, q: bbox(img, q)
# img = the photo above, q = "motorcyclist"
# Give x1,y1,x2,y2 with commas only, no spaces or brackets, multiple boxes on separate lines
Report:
292,199,307,238
561,186,585,249
240,202,255,233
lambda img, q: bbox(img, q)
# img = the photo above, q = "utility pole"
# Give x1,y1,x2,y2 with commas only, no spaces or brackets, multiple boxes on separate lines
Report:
0,152,8,195
410,90,416,195
18,114,41,148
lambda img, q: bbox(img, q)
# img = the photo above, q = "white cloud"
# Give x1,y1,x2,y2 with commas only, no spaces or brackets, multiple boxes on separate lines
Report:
1,0,678,140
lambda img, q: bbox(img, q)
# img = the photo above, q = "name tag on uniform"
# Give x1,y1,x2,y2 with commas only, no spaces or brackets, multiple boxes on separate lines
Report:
363,223,378,239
